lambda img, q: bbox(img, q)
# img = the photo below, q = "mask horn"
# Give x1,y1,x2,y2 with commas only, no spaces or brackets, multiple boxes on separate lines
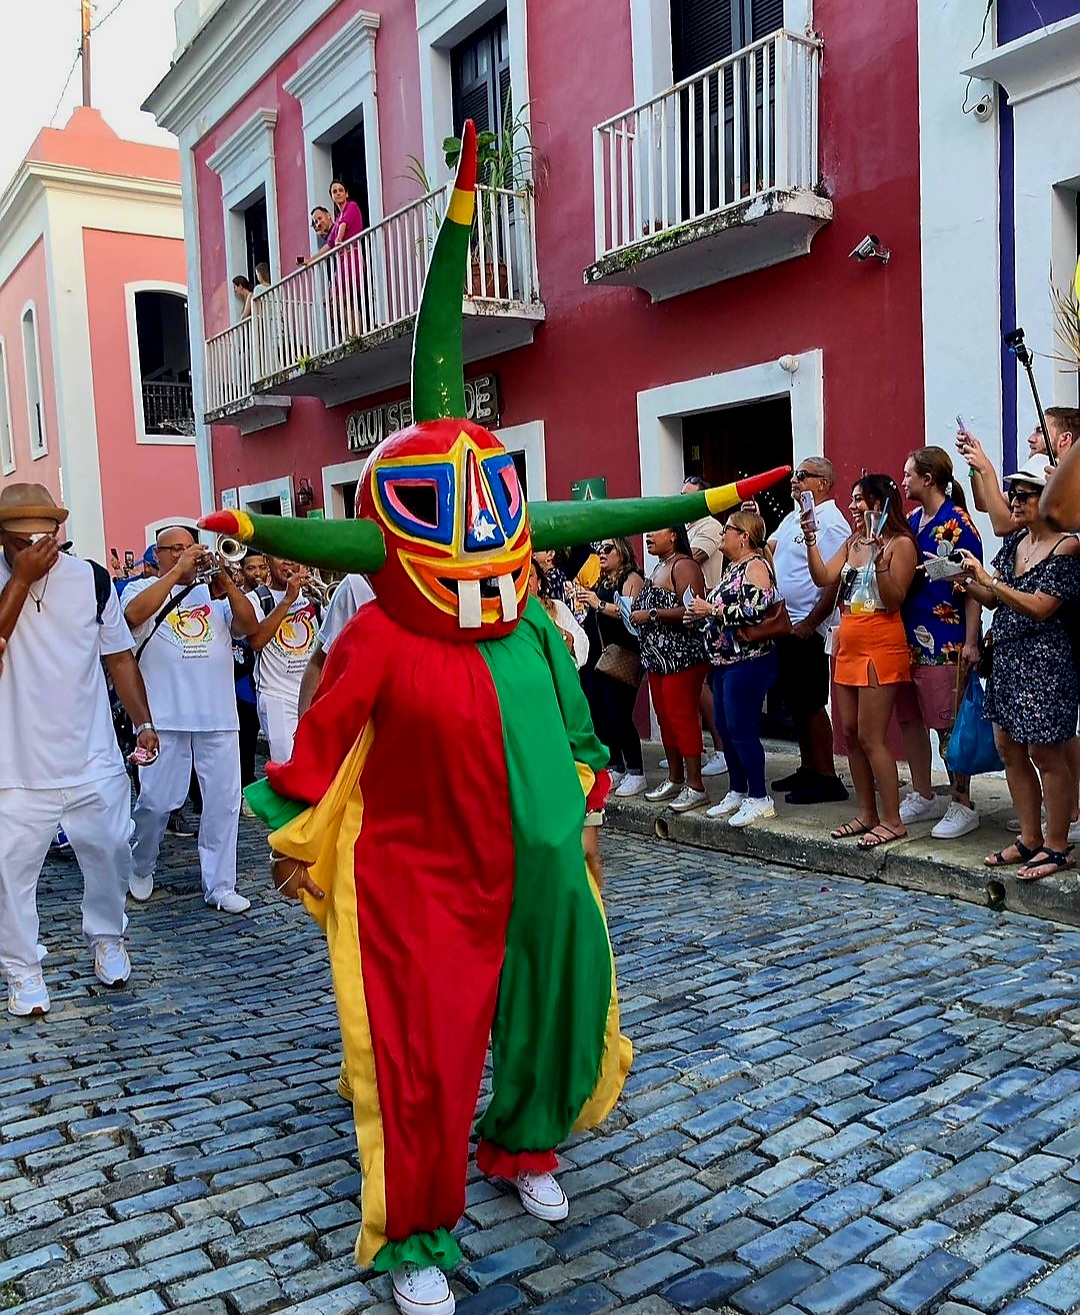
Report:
199,510,387,575
411,119,477,423
529,467,791,549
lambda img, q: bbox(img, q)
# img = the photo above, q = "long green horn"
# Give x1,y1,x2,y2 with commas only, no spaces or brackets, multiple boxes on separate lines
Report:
411,119,477,422
199,510,387,574
530,467,791,548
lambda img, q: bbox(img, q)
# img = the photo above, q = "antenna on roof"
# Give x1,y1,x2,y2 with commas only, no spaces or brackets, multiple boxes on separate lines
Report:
81,0,92,107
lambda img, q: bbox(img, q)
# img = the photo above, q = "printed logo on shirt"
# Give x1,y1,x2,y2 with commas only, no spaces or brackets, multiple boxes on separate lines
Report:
272,603,318,658
163,604,216,654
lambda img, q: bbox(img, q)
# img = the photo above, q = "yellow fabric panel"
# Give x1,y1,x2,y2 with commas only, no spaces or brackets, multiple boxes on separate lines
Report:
575,761,596,800
447,186,475,227
704,483,741,515
573,868,633,1132
268,723,389,1265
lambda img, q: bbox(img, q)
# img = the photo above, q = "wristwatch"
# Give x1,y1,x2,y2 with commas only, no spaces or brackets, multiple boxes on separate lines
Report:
648,608,658,622
134,722,156,735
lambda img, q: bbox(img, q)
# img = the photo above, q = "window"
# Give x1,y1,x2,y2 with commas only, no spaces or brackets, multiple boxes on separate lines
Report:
670,0,784,78
132,288,194,440
451,12,511,139
330,119,371,228
243,194,270,285
21,304,46,458
0,340,13,474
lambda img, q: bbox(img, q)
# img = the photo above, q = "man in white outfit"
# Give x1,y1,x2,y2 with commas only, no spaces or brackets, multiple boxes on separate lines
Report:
246,555,320,761
125,526,258,912
0,485,159,1016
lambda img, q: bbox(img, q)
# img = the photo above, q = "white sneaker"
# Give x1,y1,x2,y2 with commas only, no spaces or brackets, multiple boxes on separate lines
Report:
92,938,131,987
614,772,648,797
7,972,50,1017
707,790,747,819
644,780,681,802
607,769,624,789
207,890,251,914
515,1170,569,1221
128,871,154,902
899,791,949,824
931,802,980,840
702,753,729,778
728,796,776,828
391,1262,455,1315
669,787,710,813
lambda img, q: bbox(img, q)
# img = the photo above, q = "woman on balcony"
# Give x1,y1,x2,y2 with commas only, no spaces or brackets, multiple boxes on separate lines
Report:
327,179,367,337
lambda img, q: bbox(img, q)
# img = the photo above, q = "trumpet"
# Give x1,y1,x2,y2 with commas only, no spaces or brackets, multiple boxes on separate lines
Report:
194,535,248,583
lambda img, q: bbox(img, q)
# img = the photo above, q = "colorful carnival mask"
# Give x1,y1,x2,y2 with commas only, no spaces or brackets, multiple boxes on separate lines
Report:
202,121,789,641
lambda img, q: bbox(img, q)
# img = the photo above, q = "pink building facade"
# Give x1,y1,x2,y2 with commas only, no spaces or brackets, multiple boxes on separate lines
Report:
0,108,199,566
148,0,929,534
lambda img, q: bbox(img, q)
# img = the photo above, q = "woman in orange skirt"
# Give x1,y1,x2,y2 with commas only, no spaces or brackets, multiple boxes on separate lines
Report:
803,474,917,848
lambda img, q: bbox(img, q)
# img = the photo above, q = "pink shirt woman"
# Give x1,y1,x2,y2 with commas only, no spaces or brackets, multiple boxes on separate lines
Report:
327,180,366,328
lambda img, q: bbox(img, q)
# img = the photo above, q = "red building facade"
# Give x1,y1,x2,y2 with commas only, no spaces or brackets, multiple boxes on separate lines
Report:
148,0,924,531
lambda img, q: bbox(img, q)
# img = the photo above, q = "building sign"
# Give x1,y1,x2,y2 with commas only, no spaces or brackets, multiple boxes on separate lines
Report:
571,477,608,500
346,374,501,452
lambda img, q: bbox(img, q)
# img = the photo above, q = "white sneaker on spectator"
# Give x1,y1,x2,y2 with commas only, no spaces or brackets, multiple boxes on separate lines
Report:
515,1170,568,1221
92,938,131,987
7,972,50,1017
729,796,776,828
615,773,648,797
899,791,948,824
931,802,980,839
391,1262,455,1315
702,753,729,778
669,787,709,813
707,790,747,819
208,890,251,914
607,769,624,789
128,872,154,902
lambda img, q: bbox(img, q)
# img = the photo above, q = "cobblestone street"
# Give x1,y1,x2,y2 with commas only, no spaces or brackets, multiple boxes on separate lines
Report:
4,824,1080,1315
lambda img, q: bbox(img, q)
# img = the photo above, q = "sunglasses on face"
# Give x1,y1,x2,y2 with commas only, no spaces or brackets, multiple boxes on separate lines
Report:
1008,487,1040,504
793,470,821,481
598,543,616,554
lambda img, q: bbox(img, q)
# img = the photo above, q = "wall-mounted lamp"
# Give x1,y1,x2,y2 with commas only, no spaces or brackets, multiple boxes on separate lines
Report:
295,476,314,509
849,234,890,265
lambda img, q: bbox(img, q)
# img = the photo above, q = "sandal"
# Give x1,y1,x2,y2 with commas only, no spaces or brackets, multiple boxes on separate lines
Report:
858,823,907,850
831,818,874,840
984,839,1039,868
1017,847,1075,882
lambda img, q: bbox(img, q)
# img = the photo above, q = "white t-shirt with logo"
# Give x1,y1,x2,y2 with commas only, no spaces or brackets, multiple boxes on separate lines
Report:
124,578,239,732
246,588,320,703
317,574,375,651
771,498,851,631
0,553,134,788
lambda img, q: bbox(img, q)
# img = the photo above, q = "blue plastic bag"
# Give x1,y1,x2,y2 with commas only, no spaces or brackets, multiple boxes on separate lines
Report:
945,674,1003,776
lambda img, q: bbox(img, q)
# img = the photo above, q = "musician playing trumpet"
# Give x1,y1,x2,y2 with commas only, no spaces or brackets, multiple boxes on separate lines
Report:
245,555,322,762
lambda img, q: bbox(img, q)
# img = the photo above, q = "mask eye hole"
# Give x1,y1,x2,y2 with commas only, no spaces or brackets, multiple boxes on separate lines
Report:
482,454,525,536
376,464,456,544
392,481,439,528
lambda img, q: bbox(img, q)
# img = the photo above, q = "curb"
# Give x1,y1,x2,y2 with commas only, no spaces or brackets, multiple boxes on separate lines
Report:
606,796,1080,929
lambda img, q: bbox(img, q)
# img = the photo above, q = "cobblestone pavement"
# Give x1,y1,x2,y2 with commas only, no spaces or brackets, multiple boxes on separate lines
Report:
4,825,1080,1315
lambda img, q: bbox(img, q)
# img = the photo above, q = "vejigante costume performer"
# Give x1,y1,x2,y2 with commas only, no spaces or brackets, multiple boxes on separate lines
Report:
201,122,788,1315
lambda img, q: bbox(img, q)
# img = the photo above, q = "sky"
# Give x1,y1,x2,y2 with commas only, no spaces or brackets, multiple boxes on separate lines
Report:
0,0,179,188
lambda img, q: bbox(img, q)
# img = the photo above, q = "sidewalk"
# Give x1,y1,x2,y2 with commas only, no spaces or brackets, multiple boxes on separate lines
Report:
607,741,1080,927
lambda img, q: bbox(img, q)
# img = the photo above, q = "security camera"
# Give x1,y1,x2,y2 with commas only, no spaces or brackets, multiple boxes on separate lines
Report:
849,234,890,264
972,94,994,122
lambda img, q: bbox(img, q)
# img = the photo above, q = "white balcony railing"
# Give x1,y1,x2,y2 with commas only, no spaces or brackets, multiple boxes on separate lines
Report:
202,183,540,414
593,30,822,259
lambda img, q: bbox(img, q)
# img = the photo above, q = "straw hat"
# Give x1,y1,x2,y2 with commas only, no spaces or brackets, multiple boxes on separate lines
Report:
0,483,69,534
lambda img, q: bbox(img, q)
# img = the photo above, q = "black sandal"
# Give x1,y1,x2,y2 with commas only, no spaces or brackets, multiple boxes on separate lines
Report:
984,839,1038,868
1017,847,1075,882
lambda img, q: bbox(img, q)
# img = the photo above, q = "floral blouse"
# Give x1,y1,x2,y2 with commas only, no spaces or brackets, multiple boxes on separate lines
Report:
704,554,778,667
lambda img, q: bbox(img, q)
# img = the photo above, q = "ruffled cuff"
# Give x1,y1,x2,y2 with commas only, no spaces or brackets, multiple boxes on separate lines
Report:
476,1139,558,1178
372,1229,462,1274
585,768,611,814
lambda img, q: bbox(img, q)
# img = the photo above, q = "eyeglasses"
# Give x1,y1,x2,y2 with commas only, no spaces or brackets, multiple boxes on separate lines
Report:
1007,487,1041,504
157,544,189,554
683,476,706,487
598,543,616,554
721,523,744,534
794,469,822,482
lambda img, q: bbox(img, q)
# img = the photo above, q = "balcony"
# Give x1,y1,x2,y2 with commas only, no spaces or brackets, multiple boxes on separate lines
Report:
142,380,195,437
204,183,544,425
584,30,832,302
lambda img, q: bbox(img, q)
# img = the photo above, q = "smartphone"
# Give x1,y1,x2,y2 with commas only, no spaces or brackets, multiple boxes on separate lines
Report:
799,490,818,532
956,414,968,435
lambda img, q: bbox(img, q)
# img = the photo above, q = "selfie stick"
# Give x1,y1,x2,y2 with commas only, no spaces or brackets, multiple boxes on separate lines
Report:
1004,328,1056,466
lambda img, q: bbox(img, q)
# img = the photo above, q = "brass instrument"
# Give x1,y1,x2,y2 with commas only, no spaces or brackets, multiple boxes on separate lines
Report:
217,534,246,564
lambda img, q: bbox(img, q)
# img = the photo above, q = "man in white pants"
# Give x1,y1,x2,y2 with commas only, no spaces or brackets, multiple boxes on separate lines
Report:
247,556,320,761
125,526,258,912
0,485,159,1016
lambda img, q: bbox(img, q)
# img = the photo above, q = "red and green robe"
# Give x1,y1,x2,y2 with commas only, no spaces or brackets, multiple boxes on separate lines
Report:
248,594,632,1273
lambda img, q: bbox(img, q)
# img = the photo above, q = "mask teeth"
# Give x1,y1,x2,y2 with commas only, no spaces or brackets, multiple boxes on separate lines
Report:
498,573,518,623
457,578,482,629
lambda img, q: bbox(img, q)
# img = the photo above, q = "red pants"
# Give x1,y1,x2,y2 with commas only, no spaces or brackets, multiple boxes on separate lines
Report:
648,665,710,758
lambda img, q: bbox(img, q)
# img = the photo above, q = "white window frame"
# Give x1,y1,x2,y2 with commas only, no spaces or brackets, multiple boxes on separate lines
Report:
0,338,14,475
416,0,532,186
144,516,201,546
206,109,280,293
629,0,814,102
239,474,293,517
494,419,546,499
285,12,384,230
322,458,368,519
21,301,47,460
125,282,194,448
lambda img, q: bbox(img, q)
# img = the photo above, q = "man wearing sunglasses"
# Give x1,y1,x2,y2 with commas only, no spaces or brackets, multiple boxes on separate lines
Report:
0,484,158,1016
768,459,851,804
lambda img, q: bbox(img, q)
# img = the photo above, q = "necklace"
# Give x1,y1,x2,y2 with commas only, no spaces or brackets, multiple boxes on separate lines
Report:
27,572,50,613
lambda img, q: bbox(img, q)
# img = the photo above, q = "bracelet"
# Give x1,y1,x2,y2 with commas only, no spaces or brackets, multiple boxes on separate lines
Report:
805,535,817,546
134,722,156,735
